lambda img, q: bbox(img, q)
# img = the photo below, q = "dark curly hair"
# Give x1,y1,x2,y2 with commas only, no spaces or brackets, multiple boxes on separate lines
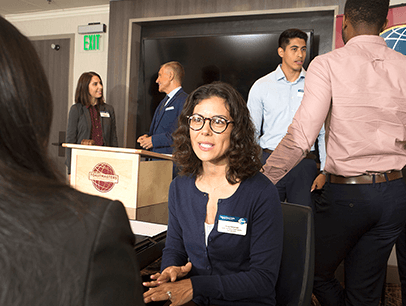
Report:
173,82,262,184
344,0,389,31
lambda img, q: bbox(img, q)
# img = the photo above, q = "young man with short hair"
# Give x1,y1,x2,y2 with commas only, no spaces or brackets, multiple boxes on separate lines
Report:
247,28,326,209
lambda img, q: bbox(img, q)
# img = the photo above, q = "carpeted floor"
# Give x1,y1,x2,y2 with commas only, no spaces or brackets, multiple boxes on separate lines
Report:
311,283,402,305
380,284,402,306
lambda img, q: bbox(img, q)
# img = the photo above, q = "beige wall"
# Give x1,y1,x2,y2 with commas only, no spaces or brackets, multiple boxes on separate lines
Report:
6,5,110,106
392,0,406,5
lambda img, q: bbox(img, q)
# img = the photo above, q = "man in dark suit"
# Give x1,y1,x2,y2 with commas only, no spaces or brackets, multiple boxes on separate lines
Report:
137,61,188,155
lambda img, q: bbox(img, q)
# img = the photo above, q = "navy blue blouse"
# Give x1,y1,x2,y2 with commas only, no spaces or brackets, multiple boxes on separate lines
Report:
161,172,283,306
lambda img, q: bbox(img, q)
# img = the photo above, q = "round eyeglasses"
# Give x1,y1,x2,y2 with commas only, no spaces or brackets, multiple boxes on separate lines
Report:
187,114,234,134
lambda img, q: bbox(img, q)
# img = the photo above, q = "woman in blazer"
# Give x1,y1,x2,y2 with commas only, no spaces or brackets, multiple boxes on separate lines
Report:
65,71,118,174
0,16,144,306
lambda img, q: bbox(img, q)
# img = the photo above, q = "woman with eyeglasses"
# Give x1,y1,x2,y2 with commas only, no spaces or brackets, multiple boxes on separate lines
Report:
143,82,283,306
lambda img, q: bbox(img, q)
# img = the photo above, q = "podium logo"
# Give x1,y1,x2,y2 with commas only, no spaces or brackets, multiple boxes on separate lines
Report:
88,162,119,193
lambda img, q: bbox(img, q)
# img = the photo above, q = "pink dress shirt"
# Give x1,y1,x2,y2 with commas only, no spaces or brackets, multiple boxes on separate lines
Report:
264,35,406,183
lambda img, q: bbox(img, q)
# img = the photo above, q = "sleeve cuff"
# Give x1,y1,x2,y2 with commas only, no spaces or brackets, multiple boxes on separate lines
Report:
190,275,221,299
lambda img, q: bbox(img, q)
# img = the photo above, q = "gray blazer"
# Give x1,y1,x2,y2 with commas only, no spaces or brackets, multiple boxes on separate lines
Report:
65,103,118,174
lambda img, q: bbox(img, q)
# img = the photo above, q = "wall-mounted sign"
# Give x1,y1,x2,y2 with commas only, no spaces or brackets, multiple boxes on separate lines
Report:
381,24,406,55
81,34,104,52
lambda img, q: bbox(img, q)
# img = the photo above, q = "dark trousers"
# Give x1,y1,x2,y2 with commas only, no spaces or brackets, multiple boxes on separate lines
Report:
395,168,406,306
313,178,406,306
396,225,406,305
262,151,317,209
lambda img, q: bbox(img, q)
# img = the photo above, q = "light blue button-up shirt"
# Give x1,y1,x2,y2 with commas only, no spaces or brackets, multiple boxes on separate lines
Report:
165,86,182,106
247,64,326,169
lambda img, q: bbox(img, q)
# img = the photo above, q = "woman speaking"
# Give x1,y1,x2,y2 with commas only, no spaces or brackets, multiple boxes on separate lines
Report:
144,82,283,306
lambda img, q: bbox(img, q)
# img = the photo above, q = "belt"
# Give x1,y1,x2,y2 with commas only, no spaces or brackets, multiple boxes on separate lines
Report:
263,149,317,160
328,170,403,184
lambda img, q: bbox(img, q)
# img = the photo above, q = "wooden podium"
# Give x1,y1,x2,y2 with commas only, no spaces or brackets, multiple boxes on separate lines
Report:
63,144,173,223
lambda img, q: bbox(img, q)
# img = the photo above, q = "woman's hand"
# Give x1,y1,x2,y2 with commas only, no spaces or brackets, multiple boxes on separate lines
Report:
80,139,95,145
143,262,192,287
142,272,163,288
143,279,193,306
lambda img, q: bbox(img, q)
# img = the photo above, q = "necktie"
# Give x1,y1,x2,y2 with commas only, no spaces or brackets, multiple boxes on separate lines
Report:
159,95,170,112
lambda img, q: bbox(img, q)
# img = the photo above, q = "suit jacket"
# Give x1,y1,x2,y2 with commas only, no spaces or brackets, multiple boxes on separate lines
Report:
2,189,145,306
65,103,119,174
149,88,188,154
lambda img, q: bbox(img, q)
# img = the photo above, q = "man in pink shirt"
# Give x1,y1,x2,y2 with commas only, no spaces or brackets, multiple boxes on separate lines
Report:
263,0,406,304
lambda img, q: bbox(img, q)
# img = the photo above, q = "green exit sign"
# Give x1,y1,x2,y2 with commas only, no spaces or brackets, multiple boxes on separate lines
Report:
83,34,102,51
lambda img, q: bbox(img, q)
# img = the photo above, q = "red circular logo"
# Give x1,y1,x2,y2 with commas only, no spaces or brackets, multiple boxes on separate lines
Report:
88,162,119,193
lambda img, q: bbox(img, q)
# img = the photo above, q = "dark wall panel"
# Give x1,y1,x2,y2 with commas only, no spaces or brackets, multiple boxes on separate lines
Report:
108,0,344,148
131,8,334,142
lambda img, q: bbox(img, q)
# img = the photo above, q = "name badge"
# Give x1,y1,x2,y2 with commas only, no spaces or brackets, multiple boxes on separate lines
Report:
100,111,110,118
217,215,247,236
297,89,304,98
165,106,174,111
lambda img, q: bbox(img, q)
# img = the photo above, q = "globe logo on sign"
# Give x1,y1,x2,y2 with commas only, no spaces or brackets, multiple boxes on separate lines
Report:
88,162,119,193
238,218,247,225
380,25,406,55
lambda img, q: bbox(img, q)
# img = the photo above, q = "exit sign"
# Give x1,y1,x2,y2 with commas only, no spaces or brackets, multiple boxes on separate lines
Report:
83,34,104,52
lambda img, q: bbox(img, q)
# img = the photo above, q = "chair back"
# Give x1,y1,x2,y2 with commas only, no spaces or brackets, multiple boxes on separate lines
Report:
275,202,315,306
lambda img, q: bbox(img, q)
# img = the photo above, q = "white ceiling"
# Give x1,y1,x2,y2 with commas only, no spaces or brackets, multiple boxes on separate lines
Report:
0,0,110,16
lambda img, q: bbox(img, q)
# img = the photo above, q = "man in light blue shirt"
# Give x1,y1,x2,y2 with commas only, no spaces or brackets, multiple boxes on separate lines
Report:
247,28,326,208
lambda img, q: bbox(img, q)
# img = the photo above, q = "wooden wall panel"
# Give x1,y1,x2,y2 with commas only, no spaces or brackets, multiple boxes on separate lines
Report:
106,1,138,148
32,37,71,176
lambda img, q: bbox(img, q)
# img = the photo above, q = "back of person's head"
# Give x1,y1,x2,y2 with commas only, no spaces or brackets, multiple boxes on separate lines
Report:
75,71,105,106
0,16,80,306
344,0,389,31
0,16,60,185
278,28,308,50
173,81,262,183
163,61,185,84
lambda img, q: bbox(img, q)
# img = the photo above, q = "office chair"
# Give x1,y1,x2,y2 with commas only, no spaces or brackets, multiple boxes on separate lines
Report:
275,202,315,306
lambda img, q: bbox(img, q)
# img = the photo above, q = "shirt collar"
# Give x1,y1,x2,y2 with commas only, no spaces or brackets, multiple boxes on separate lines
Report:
167,86,182,100
345,34,387,48
275,64,306,83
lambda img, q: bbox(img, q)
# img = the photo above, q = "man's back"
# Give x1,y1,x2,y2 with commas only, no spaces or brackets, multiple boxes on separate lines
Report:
263,1,406,304
295,35,406,176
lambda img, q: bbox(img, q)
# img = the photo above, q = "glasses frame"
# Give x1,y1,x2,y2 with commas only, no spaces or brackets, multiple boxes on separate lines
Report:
187,114,234,134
